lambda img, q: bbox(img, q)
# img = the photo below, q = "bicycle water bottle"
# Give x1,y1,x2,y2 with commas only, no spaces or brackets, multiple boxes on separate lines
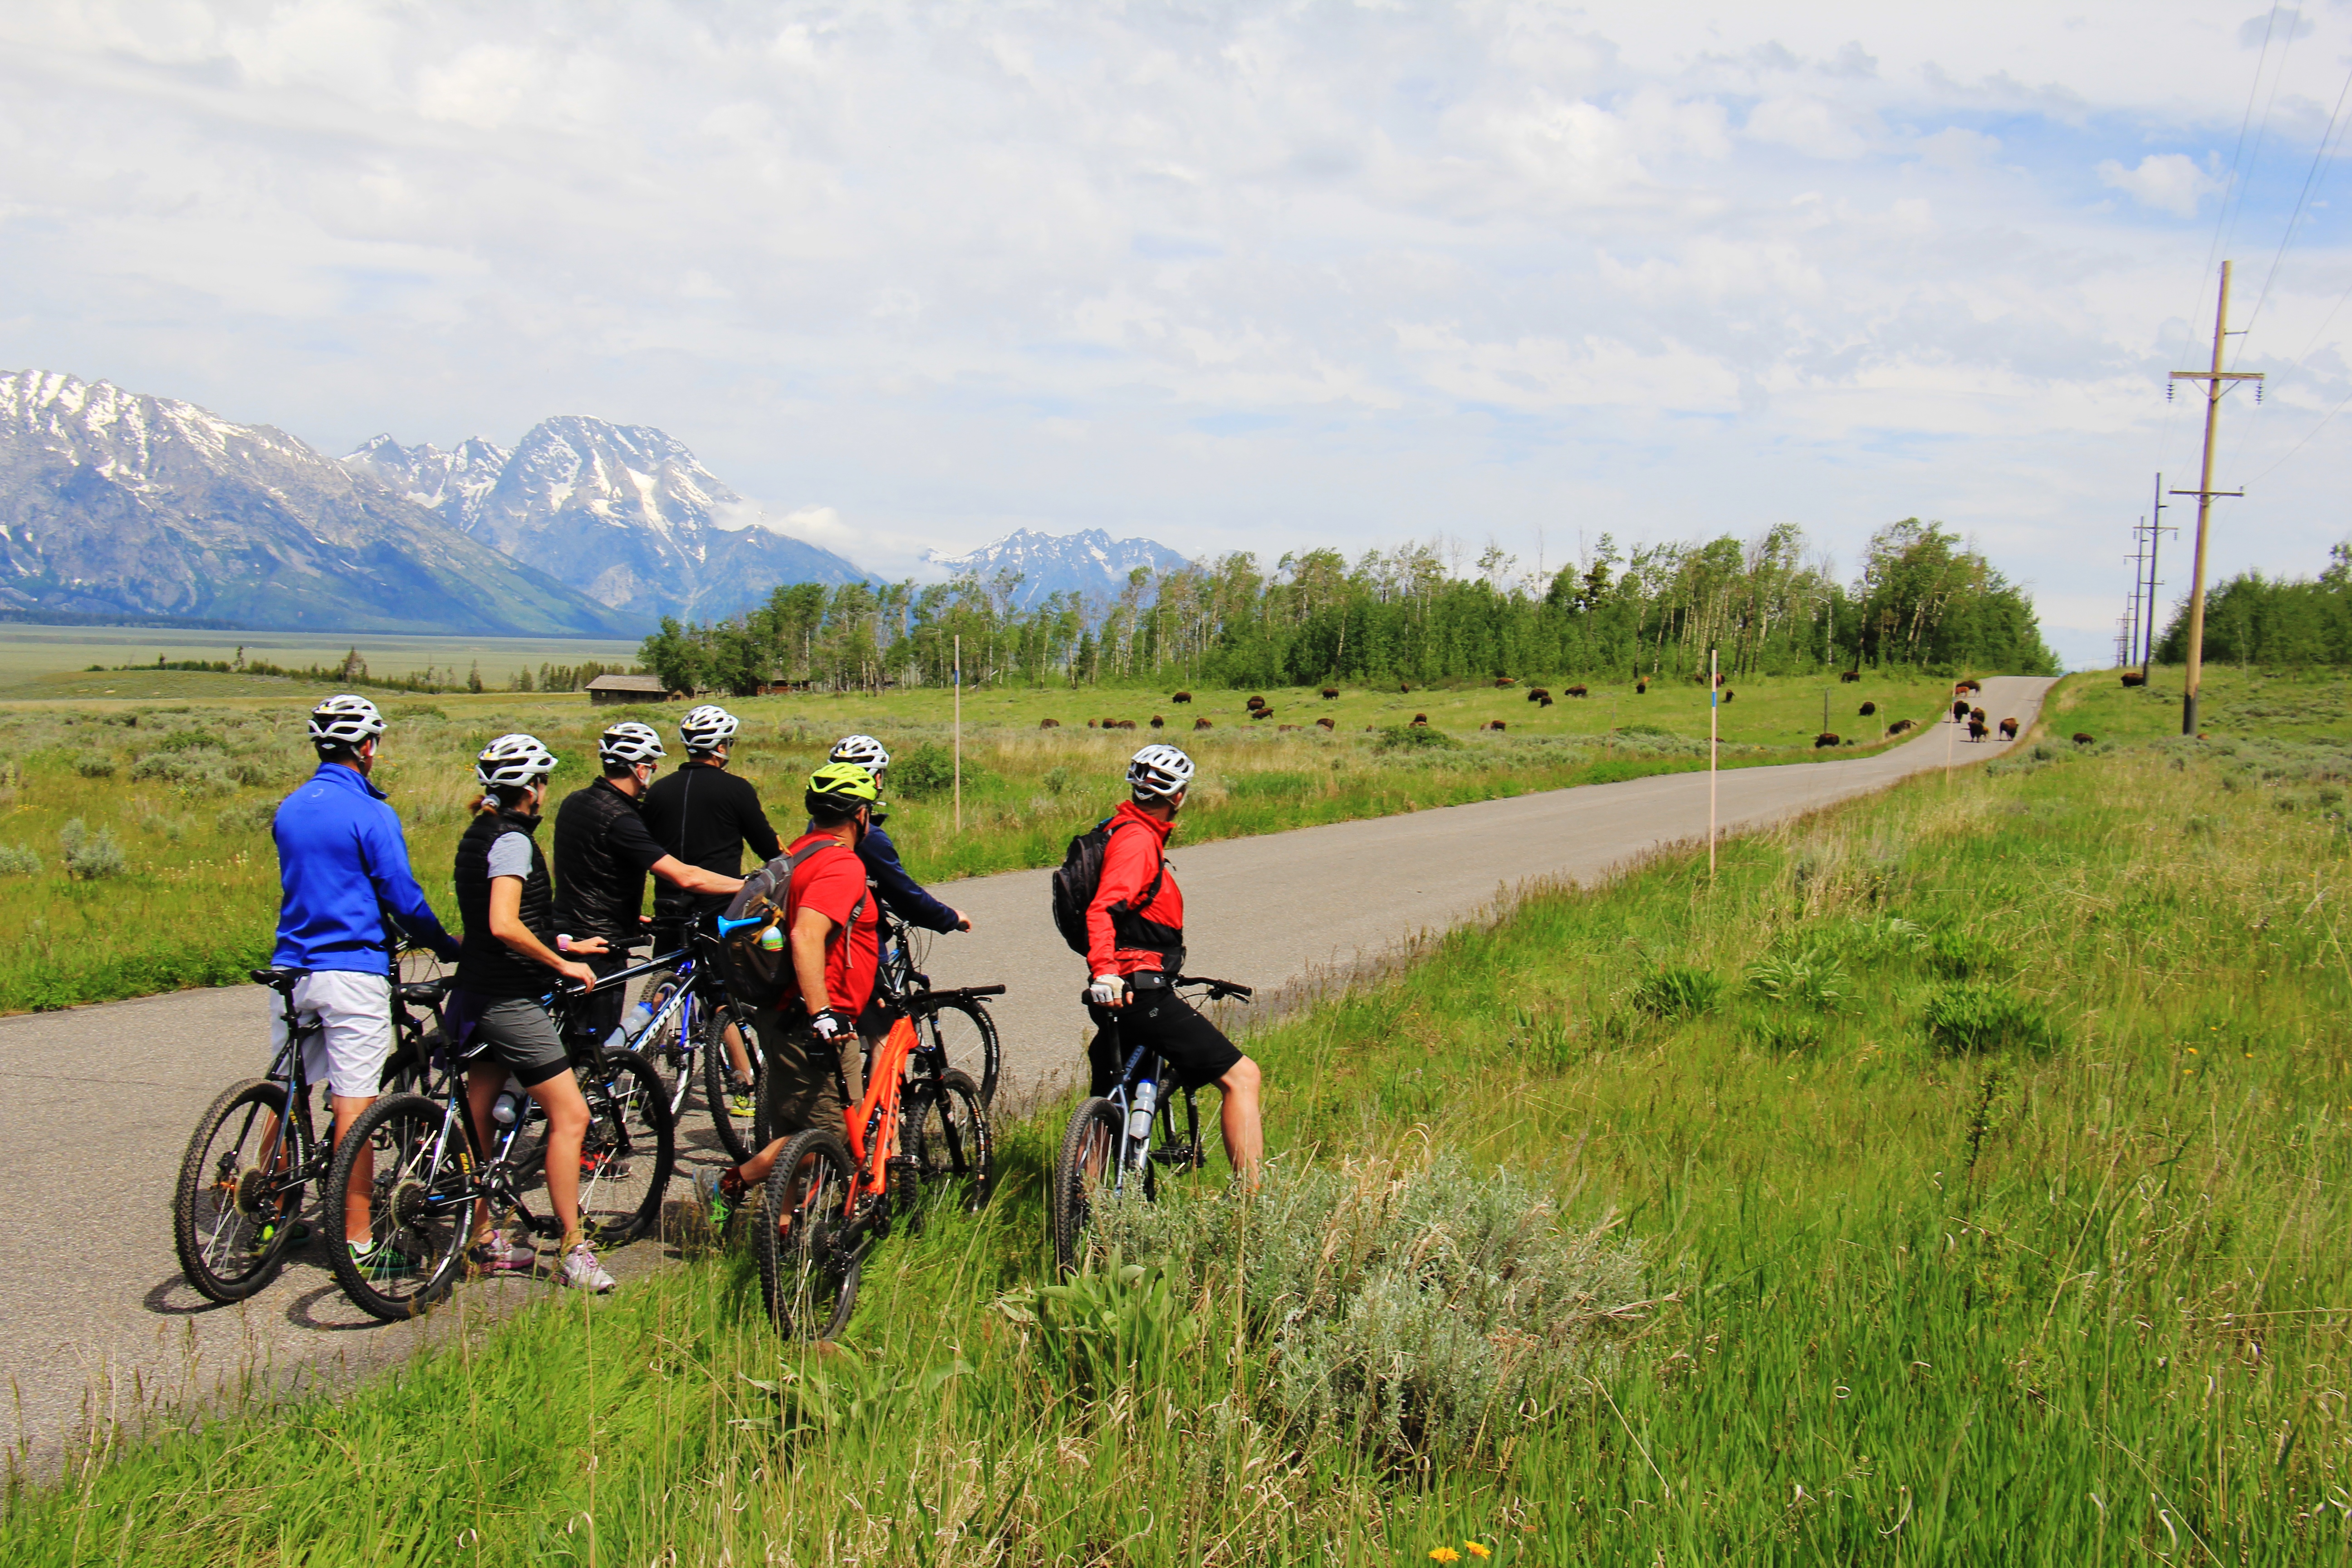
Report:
491,1076,524,1126
1128,1080,1156,1142
603,995,659,1053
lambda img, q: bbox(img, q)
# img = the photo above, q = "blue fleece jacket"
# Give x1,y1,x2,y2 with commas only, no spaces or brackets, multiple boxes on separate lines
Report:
859,823,962,933
271,763,462,971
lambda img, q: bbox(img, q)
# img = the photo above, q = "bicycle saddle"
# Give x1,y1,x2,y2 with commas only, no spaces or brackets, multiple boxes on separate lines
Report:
397,976,455,1006
249,968,304,993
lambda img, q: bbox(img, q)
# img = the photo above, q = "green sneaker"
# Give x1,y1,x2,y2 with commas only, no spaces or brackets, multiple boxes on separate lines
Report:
696,1169,742,1234
727,1076,755,1121
348,1239,420,1278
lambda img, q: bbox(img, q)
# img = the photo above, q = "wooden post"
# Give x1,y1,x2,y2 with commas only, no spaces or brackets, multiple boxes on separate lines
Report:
1708,647,1718,880
953,633,962,833
2168,262,2263,735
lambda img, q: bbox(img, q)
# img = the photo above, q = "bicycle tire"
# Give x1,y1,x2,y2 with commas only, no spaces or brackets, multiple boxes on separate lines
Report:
172,1078,303,1303
576,1047,675,1245
379,1027,446,1100
906,1069,995,1215
755,1127,861,1341
324,1092,473,1322
916,996,1001,1109
1050,1096,1126,1279
698,997,764,1165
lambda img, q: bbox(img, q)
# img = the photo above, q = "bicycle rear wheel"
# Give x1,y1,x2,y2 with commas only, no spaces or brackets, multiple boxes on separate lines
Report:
172,1078,302,1303
698,997,764,1165
756,1127,861,1341
576,1048,675,1245
906,1069,994,1215
325,1093,473,1322
1050,1096,1126,1279
916,997,1001,1109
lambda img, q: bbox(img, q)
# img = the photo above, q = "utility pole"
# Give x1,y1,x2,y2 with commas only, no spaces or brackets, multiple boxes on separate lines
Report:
2138,475,2175,681
2168,261,2264,735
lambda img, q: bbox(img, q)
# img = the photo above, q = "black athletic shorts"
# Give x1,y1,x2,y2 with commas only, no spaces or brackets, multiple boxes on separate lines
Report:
1087,986,1241,1095
461,995,575,1089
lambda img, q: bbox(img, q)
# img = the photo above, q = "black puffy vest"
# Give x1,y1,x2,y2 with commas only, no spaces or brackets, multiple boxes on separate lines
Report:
553,778,647,941
454,808,556,1000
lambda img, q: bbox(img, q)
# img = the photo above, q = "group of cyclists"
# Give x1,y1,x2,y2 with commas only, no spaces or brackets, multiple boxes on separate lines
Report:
252,691,1264,1306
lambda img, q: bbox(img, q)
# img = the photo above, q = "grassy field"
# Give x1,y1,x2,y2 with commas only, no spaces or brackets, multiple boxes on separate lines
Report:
0,626,642,697
10,669,2350,1563
0,668,1970,1013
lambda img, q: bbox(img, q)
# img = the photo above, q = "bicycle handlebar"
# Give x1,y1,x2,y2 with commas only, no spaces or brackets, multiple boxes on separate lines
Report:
1078,975,1253,1006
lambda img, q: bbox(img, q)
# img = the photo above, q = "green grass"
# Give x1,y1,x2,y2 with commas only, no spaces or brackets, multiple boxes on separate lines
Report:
12,676,2351,1562
0,669,1971,1013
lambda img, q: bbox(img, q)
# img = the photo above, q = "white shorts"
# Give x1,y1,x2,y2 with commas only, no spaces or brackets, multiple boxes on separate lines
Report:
265,970,394,1100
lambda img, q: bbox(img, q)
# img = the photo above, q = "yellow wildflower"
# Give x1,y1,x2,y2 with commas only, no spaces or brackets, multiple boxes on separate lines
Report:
1466,1545,1493,1561
1429,1551,1461,1564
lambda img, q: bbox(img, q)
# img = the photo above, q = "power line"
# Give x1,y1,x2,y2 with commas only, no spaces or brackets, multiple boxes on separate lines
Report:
2240,53,2352,346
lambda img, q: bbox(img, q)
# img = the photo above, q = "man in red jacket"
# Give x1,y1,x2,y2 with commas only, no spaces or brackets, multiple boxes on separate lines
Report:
1085,743,1262,1182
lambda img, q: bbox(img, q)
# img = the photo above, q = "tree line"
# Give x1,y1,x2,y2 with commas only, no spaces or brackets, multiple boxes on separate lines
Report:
2154,544,2352,668
639,519,2055,696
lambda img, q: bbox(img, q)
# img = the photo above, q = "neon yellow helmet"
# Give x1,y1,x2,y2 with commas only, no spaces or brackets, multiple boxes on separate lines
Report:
804,761,881,817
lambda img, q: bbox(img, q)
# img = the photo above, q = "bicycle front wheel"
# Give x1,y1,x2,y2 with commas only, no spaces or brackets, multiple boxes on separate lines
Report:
756,1127,861,1341
906,1069,994,1215
325,1093,473,1322
917,997,1001,1109
577,1048,676,1245
698,997,763,1165
1051,1096,1127,1279
172,1078,302,1303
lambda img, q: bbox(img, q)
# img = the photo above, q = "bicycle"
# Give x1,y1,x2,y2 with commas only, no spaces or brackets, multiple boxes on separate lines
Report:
627,918,766,1163
170,962,454,1305
321,955,680,1321
1049,974,1252,1279
872,910,1003,1108
754,986,1002,1341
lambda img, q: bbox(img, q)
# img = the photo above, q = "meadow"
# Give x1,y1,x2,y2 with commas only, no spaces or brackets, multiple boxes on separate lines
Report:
0,666,1969,1013
10,668,2352,1563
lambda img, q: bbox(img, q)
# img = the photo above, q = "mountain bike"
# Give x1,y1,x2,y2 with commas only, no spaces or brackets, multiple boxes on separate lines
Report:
321,956,678,1321
755,988,1001,1341
873,910,1003,1107
170,963,454,1305
630,918,766,1163
1050,975,1251,1279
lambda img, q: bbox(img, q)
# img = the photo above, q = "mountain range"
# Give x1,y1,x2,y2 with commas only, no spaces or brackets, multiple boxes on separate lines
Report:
344,420,866,623
0,371,634,637
925,528,1191,610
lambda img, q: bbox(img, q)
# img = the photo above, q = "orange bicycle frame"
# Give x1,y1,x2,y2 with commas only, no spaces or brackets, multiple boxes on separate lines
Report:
840,1016,919,1209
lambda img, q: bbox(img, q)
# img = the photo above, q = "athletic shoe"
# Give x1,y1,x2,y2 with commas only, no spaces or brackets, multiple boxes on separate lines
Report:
559,1242,616,1293
470,1229,537,1276
696,1169,739,1234
348,1239,419,1277
727,1077,756,1120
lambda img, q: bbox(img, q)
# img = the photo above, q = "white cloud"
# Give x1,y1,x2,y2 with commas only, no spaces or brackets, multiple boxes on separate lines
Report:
2096,152,2222,217
1744,96,1873,159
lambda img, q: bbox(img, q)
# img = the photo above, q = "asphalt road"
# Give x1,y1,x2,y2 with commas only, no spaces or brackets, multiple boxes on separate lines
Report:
0,676,2053,1475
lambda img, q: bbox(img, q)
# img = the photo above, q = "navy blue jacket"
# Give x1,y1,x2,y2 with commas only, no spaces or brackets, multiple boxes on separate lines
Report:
859,824,961,933
270,763,461,971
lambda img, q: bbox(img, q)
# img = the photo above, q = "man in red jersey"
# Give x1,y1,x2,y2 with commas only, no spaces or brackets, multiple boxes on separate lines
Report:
696,763,880,1224
1084,743,1263,1182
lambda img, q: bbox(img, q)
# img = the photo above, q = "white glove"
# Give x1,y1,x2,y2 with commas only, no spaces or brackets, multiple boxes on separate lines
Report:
808,1009,852,1043
1087,973,1128,1007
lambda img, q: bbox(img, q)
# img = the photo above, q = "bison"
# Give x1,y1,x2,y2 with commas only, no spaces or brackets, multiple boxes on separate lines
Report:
1566,685,1589,698
1399,681,1411,693
1194,717,1214,730
1040,717,1061,729
1320,686,1339,700
1494,676,1516,688
1538,696,1554,708
1114,719,1137,730
1721,690,1734,704
1150,715,1165,729
1316,716,1335,731
1172,691,1193,704
2120,672,2146,688
2073,732,2095,746
1967,719,1988,742
1998,717,2019,740
1251,707,1274,720
1839,670,1862,684
1411,713,1429,726
1086,719,1100,729
1246,695,1266,711
1527,687,1549,702
1481,720,1508,731
1635,679,1648,694
1859,701,1877,717
1278,724,1299,732
1969,706,1987,724
1952,699,1970,722
1814,732,1841,749
1886,719,1916,737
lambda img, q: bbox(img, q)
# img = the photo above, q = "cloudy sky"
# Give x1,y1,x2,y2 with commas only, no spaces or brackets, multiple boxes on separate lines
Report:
5,2,2350,667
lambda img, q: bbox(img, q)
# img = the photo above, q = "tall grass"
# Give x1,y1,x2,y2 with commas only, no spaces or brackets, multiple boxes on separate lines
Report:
11,701,2352,1562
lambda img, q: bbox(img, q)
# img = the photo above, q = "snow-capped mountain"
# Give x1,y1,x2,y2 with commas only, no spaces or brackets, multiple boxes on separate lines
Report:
345,418,867,622
925,529,1191,611
0,370,636,637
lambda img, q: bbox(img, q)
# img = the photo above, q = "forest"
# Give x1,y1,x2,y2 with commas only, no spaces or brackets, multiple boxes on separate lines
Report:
2154,543,2352,668
639,518,2056,695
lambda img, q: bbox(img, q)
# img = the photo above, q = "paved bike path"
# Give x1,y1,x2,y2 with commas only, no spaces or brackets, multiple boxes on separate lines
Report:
0,676,2054,1475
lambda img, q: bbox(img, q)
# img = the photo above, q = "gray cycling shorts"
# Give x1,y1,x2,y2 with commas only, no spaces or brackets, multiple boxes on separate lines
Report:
464,996,574,1089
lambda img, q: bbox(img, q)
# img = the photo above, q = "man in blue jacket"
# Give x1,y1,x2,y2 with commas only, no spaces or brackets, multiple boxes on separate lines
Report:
271,694,463,1269
826,735,971,938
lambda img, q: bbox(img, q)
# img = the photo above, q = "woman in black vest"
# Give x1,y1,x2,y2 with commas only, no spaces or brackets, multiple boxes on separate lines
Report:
450,734,620,1294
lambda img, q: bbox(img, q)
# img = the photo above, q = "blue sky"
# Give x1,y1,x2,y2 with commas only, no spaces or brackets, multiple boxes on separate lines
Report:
4,1,2350,668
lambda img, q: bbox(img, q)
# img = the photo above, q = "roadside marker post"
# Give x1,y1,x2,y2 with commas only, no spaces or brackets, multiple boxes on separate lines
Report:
953,633,962,833
1708,647,1718,881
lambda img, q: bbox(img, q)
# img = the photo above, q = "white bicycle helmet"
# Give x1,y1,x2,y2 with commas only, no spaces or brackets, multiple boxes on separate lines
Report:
598,720,666,767
1127,743,1195,801
476,733,558,789
679,704,740,754
308,693,386,750
828,734,891,775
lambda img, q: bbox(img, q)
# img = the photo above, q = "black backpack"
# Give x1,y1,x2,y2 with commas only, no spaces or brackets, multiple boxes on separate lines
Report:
718,841,868,1008
1049,816,1165,957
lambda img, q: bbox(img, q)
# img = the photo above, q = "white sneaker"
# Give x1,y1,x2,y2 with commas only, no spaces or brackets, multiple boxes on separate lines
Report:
559,1241,616,1292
